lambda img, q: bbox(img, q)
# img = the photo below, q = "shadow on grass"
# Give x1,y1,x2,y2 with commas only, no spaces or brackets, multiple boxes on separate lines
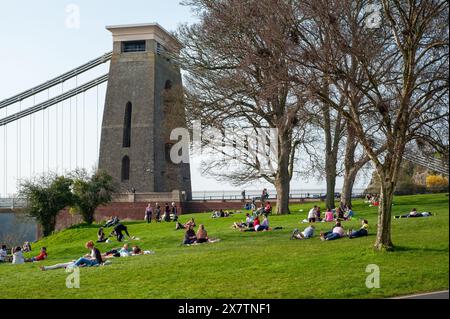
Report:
393,245,449,253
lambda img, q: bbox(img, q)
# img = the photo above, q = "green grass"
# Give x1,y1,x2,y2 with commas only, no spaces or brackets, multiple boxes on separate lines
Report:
0,193,448,299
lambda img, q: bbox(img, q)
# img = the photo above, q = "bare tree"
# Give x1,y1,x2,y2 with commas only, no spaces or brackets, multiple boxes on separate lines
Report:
177,0,309,213
297,0,449,250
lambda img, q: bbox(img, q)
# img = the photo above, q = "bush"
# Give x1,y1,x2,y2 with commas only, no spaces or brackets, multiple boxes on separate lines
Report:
426,175,449,193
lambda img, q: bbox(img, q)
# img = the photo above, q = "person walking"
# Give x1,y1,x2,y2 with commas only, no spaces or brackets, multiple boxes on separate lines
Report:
145,203,153,223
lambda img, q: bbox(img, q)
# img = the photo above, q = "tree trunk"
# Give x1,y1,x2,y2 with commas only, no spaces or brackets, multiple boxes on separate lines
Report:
374,180,394,250
341,168,357,207
275,131,291,215
84,209,95,224
325,167,337,209
42,215,57,237
275,174,290,214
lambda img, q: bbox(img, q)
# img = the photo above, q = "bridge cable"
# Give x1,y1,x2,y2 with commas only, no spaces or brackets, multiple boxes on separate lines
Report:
83,91,86,169
69,94,72,171
96,84,99,162
75,75,78,170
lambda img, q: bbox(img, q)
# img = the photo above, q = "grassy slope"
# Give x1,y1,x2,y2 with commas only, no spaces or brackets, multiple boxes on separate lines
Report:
0,193,448,299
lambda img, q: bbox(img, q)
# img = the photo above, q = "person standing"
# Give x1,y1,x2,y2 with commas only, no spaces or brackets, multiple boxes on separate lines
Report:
145,203,153,223
155,203,161,222
241,190,246,201
171,202,178,222
164,203,171,222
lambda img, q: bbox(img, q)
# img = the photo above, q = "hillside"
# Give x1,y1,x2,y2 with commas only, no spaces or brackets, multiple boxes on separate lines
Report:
0,193,448,299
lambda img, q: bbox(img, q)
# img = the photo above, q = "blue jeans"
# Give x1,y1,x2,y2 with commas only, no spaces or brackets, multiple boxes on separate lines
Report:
74,257,98,267
350,229,368,238
326,233,341,240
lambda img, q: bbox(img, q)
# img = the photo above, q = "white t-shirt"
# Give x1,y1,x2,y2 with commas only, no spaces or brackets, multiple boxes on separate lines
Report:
332,227,345,237
0,248,7,261
12,251,25,264
308,208,316,219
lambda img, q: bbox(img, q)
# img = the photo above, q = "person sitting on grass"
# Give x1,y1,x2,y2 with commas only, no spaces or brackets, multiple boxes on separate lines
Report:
196,224,209,243
348,220,369,239
71,240,103,267
26,247,47,262
315,207,322,221
320,222,345,241
196,224,221,244
22,241,32,252
307,206,317,223
97,227,108,243
12,246,25,264
183,224,197,245
344,206,354,220
291,225,315,240
264,201,272,216
233,213,254,229
335,207,344,220
324,208,334,222
0,244,7,263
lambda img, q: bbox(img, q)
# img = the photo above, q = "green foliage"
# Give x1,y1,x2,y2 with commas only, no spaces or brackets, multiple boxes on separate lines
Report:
70,169,116,224
19,173,74,237
1,193,447,299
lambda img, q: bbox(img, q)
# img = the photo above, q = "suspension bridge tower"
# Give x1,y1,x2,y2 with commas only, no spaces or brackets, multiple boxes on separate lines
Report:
99,23,192,200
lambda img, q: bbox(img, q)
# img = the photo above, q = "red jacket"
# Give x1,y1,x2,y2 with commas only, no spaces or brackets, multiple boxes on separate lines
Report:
35,251,47,261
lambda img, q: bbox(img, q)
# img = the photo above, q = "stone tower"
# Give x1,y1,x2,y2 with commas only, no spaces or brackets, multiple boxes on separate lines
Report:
98,23,192,200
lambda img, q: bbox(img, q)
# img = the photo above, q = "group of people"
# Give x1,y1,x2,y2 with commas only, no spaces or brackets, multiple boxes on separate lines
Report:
183,223,220,245
144,202,179,223
306,204,354,223
365,193,380,206
211,209,235,218
232,213,281,232
97,217,133,243
291,219,369,241
0,243,48,264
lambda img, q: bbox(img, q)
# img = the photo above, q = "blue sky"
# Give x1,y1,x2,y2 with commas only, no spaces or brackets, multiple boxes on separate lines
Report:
0,1,370,196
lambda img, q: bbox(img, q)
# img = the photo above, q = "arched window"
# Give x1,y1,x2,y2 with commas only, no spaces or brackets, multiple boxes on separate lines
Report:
121,156,130,181
123,102,132,147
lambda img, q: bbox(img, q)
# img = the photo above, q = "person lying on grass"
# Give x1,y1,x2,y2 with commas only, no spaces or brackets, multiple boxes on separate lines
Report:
347,220,369,239
103,243,131,258
394,208,433,219
320,222,346,241
40,241,105,271
291,225,315,240
103,244,150,258
232,213,254,230
25,247,47,262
